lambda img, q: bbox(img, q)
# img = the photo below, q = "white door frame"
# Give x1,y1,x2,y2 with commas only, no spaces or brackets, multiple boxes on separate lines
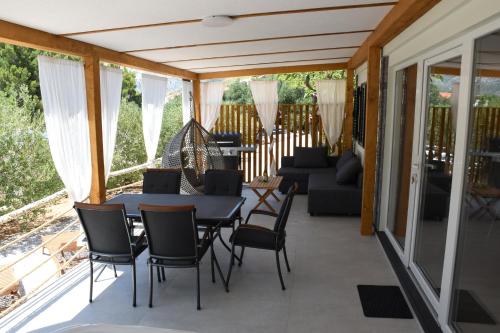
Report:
378,13,500,332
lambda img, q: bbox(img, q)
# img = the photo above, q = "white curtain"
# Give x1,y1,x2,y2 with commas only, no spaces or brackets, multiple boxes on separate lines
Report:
182,80,193,125
317,80,347,147
250,80,279,175
38,56,91,202
100,66,123,182
142,73,169,162
450,82,460,131
201,81,225,130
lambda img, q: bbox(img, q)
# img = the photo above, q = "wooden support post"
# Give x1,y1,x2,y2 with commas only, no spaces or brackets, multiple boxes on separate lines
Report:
84,55,106,204
343,68,355,151
192,79,201,124
360,47,381,236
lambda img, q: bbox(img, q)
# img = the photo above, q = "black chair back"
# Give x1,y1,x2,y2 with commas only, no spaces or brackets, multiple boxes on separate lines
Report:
74,202,132,256
143,168,181,194
273,184,297,235
139,204,198,260
204,169,243,196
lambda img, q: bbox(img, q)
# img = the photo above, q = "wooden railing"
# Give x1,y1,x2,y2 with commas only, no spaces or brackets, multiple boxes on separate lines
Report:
426,106,500,183
212,104,343,182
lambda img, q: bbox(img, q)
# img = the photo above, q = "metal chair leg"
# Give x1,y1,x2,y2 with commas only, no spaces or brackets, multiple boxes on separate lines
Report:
94,264,107,282
275,250,286,290
157,266,162,283
196,264,201,310
283,246,291,272
218,232,241,265
149,263,153,308
210,231,215,283
89,260,93,303
239,247,246,266
132,261,137,307
161,267,166,281
226,244,236,292
113,265,117,278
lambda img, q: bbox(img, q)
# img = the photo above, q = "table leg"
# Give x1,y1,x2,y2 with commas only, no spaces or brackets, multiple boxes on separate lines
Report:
270,191,280,202
209,227,227,290
252,189,276,213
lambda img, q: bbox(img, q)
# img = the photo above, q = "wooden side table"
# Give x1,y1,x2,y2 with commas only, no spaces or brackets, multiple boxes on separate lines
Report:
249,176,283,213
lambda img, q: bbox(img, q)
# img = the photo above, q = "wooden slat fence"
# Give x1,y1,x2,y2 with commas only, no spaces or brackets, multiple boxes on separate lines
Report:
426,106,500,184
212,104,344,182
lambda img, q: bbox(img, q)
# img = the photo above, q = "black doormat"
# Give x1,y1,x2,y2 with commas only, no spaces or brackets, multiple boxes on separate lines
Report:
357,285,413,319
451,289,496,325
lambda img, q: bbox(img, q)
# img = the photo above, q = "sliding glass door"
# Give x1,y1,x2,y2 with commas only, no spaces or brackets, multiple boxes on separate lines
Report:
386,64,418,250
449,29,500,333
411,51,462,306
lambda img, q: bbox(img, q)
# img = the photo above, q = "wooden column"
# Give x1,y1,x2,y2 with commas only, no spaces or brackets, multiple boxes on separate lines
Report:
360,47,381,236
84,55,106,204
343,68,355,151
192,79,201,123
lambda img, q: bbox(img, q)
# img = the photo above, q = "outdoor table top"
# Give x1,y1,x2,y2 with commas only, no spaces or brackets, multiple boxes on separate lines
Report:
105,193,245,222
249,176,283,190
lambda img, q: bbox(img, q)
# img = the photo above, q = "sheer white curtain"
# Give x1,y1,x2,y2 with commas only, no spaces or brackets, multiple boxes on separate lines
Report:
38,55,91,201
100,66,123,182
142,73,168,162
182,80,193,125
201,81,225,130
250,80,279,174
317,80,346,147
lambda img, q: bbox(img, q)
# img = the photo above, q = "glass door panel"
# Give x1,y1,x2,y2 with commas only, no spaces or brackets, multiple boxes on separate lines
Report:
413,55,462,297
387,64,418,249
450,30,500,332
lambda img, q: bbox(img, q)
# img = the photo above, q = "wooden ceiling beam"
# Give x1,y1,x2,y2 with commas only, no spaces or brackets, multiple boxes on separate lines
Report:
0,19,197,80
62,2,396,37
188,57,350,71
348,0,440,69
198,62,347,79
164,46,360,64
126,30,373,53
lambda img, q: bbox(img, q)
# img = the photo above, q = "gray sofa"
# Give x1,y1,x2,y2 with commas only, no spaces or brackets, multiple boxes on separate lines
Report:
277,147,363,215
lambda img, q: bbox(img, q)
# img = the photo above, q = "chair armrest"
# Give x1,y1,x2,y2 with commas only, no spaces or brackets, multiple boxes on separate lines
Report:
281,156,295,168
244,209,278,224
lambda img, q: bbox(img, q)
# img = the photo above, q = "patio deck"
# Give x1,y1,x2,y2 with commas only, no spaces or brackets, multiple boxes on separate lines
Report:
0,188,422,333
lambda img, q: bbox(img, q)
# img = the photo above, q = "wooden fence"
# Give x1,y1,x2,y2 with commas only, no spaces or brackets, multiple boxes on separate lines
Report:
211,104,343,182
426,106,500,183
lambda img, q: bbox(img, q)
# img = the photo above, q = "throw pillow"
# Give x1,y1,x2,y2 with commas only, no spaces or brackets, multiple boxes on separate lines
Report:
336,150,355,170
293,147,328,168
336,157,362,184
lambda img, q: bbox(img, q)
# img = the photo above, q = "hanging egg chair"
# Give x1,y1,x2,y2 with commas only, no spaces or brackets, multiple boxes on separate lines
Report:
162,119,225,194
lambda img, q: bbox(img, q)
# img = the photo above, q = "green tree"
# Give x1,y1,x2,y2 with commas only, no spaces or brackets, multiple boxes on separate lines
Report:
121,68,142,106
0,86,63,215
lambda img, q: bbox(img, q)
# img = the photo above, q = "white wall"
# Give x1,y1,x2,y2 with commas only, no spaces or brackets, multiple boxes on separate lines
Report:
384,0,500,67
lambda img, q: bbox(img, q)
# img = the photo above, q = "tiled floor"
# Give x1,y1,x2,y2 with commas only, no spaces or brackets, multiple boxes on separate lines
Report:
0,188,422,333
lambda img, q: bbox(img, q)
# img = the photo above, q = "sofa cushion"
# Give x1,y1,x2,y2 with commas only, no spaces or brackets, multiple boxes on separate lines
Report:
336,157,362,185
336,150,355,170
293,147,328,168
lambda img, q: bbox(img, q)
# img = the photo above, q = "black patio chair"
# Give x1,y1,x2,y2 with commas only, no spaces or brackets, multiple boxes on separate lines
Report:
226,183,297,290
142,168,181,194
139,204,211,310
74,202,147,307
204,169,244,262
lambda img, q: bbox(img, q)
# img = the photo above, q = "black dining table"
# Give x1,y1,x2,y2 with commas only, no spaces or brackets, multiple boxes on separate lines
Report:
105,193,246,289
105,193,245,225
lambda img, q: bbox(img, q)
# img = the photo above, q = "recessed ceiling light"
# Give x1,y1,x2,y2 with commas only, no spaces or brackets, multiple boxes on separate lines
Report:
202,15,233,28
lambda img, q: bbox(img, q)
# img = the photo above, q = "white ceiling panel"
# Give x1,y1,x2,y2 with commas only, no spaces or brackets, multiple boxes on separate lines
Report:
0,0,394,34
195,59,350,73
130,32,371,62
71,6,392,52
168,49,356,70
